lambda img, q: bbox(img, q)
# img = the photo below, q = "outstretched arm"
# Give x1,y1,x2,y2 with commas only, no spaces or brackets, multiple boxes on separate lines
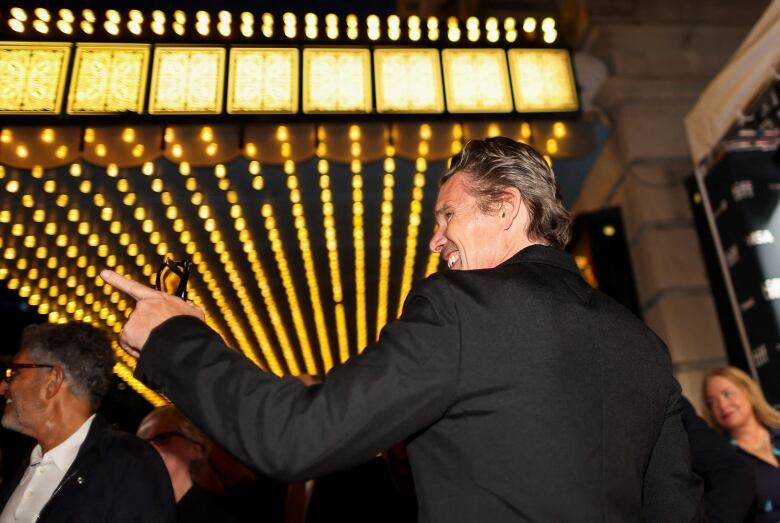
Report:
102,270,461,482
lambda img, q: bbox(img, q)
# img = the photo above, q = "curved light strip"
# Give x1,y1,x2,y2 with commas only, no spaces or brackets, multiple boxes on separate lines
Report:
375,142,395,338
397,124,430,317
209,163,299,374
425,251,440,277
349,126,368,352
181,165,276,372
317,157,349,363
114,360,168,406
278,126,333,373
259,202,312,375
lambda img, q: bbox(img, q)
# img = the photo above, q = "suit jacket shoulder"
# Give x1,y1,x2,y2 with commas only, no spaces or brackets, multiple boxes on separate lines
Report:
11,415,177,523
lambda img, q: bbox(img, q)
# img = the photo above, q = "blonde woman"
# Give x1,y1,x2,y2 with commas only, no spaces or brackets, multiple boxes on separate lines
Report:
704,366,780,522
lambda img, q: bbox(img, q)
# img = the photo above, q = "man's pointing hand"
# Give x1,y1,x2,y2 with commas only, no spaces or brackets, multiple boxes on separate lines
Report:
100,269,204,358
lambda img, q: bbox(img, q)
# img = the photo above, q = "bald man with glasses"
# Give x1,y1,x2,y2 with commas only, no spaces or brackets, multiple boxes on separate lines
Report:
0,322,175,523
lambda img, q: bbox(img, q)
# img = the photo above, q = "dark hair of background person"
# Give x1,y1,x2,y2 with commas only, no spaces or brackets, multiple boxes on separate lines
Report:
442,136,571,249
21,322,115,410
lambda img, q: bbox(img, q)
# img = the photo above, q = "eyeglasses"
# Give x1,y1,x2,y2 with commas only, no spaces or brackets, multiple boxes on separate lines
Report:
3,363,56,383
145,431,198,446
154,258,192,300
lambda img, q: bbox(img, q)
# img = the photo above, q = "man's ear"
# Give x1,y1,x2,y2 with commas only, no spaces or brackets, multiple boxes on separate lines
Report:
500,187,523,230
44,366,66,400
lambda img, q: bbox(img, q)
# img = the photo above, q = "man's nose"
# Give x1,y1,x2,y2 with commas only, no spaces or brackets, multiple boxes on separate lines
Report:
429,226,445,253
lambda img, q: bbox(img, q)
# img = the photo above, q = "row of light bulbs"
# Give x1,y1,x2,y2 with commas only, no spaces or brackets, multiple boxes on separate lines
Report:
279,140,334,373
316,156,350,364
7,7,558,43
0,157,441,387
1,122,567,172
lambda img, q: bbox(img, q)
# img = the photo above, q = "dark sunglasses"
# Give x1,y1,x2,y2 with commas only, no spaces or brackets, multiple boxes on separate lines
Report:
154,258,192,300
3,363,56,383
145,431,199,447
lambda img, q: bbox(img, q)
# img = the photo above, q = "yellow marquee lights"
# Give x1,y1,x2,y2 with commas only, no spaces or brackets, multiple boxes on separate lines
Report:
259,202,314,375
0,43,577,115
149,47,225,114
3,9,558,45
349,126,367,352
205,165,289,373
228,48,299,114
277,131,334,372
302,48,372,113
508,49,579,112
0,42,70,113
441,49,513,113
397,126,430,316
375,143,396,338
316,157,349,363
68,44,150,114
0,118,581,398
374,48,444,113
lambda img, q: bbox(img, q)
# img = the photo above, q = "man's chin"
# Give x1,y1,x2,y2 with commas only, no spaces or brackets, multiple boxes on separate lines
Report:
1,412,20,433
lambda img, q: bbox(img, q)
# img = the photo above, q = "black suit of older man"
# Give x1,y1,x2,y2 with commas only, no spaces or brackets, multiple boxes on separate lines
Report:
134,245,702,522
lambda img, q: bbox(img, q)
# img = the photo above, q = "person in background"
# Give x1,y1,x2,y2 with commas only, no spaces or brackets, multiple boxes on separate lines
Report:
703,366,780,522
0,322,175,522
138,405,237,523
680,395,755,522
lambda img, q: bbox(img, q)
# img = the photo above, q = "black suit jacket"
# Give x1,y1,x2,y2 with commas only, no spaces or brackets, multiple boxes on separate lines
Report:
0,414,176,522
137,245,702,522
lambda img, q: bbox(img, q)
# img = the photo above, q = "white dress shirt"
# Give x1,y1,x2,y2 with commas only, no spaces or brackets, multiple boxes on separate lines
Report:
0,414,95,523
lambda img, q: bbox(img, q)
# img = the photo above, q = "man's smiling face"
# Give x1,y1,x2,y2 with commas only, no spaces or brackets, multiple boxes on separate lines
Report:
429,171,506,271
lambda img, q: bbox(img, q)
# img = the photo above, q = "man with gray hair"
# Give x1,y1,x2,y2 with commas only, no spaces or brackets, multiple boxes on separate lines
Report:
0,322,175,522
103,137,702,522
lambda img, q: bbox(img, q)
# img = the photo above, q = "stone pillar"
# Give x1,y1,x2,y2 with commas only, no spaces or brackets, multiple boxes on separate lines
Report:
570,0,769,412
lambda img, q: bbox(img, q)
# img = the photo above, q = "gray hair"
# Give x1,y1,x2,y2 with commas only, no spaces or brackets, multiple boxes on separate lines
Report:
442,137,571,249
22,322,115,410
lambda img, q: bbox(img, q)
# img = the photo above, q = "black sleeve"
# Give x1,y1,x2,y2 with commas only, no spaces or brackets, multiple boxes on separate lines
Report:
680,396,756,523
135,275,461,482
642,384,705,522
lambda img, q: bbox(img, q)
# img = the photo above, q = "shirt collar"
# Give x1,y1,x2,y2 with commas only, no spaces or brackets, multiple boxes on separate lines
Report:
30,414,96,471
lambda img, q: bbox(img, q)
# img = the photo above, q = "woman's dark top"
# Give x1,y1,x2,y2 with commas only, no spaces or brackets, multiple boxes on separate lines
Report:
732,429,780,522
177,483,237,523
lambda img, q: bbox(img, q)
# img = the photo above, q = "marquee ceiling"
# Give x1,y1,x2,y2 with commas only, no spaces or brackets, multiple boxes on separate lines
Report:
0,7,597,404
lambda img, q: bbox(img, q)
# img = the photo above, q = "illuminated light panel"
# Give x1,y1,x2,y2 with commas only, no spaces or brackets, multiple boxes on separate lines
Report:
317,159,349,363
228,48,299,113
67,44,150,114
375,148,395,338
0,43,70,113
260,203,314,375
280,151,333,372
441,49,513,113
149,47,225,114
374,48,444,114
302,48,372,113
507,49,579,112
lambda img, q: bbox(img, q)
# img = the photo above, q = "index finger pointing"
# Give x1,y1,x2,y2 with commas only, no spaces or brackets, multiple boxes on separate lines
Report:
100,269,160,301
